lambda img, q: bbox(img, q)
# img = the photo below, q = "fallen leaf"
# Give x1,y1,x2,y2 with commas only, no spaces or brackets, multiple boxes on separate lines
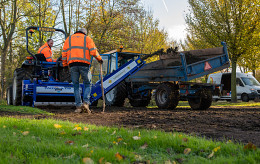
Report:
244,142,257,150
99,157,104,164
135,154,142,160
182,138,188,142
164,160,172,164
73,127,82,131
82,144,89,148
111,130,116,135
133,136,141,140
83,157,94,164
115,152,124,161
113,141,118,145
140,143,148,150
60,131,66,135
183,148,191,155
208,151,214,158
64,153,75,159
22,131,29,136
65,140,74,145
175,158,184,163
213,146,221,152
117,137,123,142
54,124,62,129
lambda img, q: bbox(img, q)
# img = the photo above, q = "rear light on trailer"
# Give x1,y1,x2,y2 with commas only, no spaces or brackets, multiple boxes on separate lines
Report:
26,56,34,60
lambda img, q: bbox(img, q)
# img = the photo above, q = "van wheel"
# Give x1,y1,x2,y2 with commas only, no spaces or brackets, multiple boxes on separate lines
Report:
188,89,212,110
241,93,249,102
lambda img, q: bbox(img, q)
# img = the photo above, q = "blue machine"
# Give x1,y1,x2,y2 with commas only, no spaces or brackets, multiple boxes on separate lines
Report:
7,26,146,107
21,58,145,107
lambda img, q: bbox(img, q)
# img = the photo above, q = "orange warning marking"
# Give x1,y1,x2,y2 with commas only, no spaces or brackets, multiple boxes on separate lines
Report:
204,61,212,71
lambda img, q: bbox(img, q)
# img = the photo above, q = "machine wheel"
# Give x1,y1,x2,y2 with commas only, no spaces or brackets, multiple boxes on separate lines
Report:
12,68,31,106
241,93,249,102
155,82,179,109
129,91,151,107
59,67,71,82
6,85,13,105
105,82,127,107
188,89,212,110
129,99,150,107
90,100,98,107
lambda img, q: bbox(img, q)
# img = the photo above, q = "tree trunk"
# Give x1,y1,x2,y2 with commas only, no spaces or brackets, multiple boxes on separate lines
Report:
231,60,237,102
1,49,7,99
252,69,256,77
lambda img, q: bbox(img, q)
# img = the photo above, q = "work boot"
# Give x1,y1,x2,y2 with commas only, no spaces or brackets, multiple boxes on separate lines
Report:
82,102,91,114
74,106,82,113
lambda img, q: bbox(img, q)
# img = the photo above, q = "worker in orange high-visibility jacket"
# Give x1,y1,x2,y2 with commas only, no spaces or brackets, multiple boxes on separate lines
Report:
62,28,103,114
37,39,57,62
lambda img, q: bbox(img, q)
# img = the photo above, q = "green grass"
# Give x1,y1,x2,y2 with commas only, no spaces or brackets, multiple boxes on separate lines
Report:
0,117,259,163
0,105,53,115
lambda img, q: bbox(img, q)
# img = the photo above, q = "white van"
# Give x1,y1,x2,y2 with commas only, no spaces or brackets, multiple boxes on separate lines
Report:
207,72,260,102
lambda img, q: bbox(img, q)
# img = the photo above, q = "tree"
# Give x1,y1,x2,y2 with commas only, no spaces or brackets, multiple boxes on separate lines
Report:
0,0,18,99
185,0,260,102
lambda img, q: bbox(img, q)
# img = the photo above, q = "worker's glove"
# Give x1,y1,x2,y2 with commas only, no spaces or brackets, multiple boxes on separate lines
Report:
98,59,103,64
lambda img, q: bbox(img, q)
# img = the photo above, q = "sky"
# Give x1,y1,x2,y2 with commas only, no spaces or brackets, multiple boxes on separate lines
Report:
141,0,189,42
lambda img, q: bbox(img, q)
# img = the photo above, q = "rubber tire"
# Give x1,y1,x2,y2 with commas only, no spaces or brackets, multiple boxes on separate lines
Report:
12,68,31,106
90,100,98,107
188,89,212,110
241,93,249,102
129,92,151,107
155,82,179,109
59,67,72,82
105,82,127,107
6,85,13,105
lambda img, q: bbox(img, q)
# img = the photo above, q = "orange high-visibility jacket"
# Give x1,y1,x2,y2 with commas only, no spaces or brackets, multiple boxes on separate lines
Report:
37,42,56,62
62,33,102,67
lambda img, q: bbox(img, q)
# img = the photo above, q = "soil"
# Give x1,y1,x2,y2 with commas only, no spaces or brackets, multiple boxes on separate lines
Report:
1,106,260,147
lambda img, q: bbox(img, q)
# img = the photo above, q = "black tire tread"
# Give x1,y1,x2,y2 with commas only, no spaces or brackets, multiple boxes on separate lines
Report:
105,82,127,107
188,89,212,110
155,82,179,109
12,68,32,106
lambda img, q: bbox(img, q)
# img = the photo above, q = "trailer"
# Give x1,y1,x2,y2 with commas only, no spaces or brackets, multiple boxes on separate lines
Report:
93,42,230,110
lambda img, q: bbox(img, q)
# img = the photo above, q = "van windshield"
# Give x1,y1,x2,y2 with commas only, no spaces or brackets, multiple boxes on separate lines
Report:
241,77,260,86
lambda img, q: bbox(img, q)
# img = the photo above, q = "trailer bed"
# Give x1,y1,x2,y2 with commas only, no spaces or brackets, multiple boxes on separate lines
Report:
127,42,229,82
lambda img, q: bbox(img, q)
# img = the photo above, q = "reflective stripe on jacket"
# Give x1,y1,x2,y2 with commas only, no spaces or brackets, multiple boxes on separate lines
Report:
37,42,56,62
62,32,102,67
